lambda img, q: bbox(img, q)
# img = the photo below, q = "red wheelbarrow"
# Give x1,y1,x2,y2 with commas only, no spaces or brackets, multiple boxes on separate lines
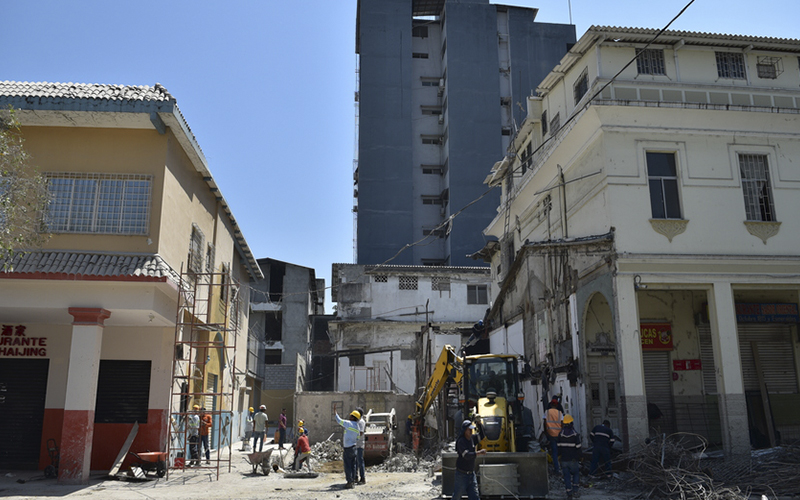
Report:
128,451,167,478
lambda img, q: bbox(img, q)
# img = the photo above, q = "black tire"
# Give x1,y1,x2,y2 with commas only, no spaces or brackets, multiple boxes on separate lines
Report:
44,465,57,479
156,460,166,478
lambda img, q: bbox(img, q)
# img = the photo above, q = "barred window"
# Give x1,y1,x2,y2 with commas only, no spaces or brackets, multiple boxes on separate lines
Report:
373,274,388,283
188,224,205,274
739,154,776,222
46,173,151,234
636,49,666,75
549,113,561,135
573,69,589,105
431,276,451,291
716,52,746,79
399,276,418,290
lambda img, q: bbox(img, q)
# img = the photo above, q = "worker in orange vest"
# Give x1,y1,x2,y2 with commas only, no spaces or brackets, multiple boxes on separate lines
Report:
543,397,564,473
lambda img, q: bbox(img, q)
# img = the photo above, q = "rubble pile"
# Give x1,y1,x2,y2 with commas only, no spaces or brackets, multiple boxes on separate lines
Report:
617,433,800,500
369,451,435,473
310,439,344,462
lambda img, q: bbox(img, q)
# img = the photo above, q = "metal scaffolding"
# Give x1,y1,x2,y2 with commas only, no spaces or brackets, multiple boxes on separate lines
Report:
167,266,240,480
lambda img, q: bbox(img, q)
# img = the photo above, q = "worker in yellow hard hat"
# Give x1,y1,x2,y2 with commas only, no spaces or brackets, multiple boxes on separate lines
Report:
335,410,361,488
557,414,582,499
241,406,255,451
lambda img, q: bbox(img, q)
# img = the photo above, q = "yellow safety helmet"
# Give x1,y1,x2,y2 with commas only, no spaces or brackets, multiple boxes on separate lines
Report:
249,407,254,412
563,414,574,424
350,410,361,420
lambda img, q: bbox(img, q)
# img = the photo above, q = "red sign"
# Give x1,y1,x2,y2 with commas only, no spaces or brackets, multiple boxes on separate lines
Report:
0,324,47,357
673,359,702,371
640,323,673,351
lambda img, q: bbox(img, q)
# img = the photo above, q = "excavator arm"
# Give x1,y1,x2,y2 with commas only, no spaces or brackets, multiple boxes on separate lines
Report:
413,345,462,419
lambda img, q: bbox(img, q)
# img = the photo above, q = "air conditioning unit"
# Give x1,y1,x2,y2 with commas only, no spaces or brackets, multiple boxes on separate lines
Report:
438,114,444,124
438,78,445,96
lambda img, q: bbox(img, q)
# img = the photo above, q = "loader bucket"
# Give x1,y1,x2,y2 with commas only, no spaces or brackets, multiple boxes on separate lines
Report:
441,451,548,499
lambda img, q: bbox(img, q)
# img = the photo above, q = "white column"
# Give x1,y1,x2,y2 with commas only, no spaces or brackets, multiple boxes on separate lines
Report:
59,308,109,484
614,276,648,451
708,283,749,456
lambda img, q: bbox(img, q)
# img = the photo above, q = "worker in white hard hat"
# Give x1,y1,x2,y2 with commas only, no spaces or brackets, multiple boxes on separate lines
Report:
253,405,268,452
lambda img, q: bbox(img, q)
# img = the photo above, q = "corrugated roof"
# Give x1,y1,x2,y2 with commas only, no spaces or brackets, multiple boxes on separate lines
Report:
1,251,181,283
0,81,174,102
588,26,800,47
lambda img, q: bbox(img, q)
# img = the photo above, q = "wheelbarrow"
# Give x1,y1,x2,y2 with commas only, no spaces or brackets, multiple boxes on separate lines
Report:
128,451,167,478
244,449,273,475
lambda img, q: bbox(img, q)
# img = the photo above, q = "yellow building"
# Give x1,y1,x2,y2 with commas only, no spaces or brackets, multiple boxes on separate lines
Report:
0,82,262,483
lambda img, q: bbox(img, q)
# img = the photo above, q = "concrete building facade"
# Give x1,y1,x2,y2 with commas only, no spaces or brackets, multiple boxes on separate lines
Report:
355,0,575,266
477,28,800,457
0,82,261,482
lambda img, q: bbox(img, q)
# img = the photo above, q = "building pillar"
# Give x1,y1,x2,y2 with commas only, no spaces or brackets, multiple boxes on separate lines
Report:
614,276,648,451
58,308,110,485
708,283,749,456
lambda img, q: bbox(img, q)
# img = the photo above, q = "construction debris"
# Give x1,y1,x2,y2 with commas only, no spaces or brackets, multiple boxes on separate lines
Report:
310,439,344,462
370,451,435,473
611,433,800,500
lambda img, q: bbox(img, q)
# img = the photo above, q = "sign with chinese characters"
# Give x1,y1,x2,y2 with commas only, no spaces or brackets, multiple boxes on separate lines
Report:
735,303,800,323
673,359,702,371
640,323,673,351
0,325,47,357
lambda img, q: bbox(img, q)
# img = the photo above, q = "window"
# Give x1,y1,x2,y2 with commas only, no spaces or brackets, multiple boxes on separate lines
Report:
265,312,282,342
422,195,444,205
739,154,776,221
421,135,442,145
94,360,150,423
520,142,533,175
265,349,282,365
636,49,666,75
412,25,428,38
549,113,560,135
467,285,488,305
349,354,365,367
756,56,782,79
422,164,444,175
501,127,512,136
541,110,548,135
421,106,442,115
399,276,418,290
421,77,439,87
422,228,445,238
46,173,151,234
573,69,589,104
412,52,429,59
188,224,205,273
431,276,451,291
646,152,682,219
716,52,746,79
205,243,215,274
373,274,387,283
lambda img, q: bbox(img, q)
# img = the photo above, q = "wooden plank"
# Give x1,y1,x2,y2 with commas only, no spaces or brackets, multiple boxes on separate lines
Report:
751,343,776,447
108,422,139,476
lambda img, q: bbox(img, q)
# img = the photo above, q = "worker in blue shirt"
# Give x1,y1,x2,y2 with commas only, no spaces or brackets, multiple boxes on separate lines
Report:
335,410,362,489
589,419,616,477
452,420,487,500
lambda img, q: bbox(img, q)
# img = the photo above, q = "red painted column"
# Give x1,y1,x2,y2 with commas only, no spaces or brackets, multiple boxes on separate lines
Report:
59,308,110,485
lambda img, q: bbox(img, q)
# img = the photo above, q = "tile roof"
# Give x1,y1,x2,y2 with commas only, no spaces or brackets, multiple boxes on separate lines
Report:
1,251,181,284
0,81,175,102
588,26,800,46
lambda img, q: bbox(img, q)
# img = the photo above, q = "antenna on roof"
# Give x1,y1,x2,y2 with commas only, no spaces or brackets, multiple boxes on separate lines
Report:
568,0,573,25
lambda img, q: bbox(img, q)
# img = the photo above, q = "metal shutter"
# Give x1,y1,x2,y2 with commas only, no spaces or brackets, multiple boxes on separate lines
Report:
0,359,49,469
643,351,675,434
697,325,718,395
94,360,151,423
737,324,798,394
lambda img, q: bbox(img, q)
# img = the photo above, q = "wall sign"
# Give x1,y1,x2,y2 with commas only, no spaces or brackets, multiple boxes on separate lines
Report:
0,325,47,357
640,323,673,351
735,303,800,323
673,359,702,371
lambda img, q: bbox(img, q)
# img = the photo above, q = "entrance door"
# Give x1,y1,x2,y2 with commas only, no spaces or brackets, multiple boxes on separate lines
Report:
586,356,621,431
0,359,50,469
643,351,675,435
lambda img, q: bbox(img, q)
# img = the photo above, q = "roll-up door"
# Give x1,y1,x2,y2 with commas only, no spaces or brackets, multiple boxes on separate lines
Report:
643,351,675,435
737,324,798,394
0,358,50,469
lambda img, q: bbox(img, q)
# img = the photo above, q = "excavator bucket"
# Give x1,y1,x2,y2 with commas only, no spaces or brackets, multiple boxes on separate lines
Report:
441,451,548,498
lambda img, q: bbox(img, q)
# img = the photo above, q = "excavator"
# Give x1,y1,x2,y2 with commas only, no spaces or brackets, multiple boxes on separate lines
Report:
412,345,548,498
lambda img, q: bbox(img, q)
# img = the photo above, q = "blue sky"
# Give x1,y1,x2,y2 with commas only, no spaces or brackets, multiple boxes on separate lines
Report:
2,0,797,311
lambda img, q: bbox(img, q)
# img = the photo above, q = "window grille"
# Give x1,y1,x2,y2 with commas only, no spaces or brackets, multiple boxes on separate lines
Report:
373,274,388,283
573,69,589,104
541,110,548,135
431,276,451,291
646,152,682,219
399,276,418,290
636,49,666,75
412,52,429,59
756,56,782,79
549,113,560,136
716,52,746,79
205,243,215,274
412,25,428,38
46,173,151,234
739,154,776,222
188,224,205,274
422,195,444,205
423,228,445,238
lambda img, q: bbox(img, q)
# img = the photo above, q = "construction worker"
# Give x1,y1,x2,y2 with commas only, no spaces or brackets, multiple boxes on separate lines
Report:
187,405,201,466
292,427,311,471
557,414,582,500
543,397,564,473
589,419,616,477
354,406,366,484
200,407,212,464
452,420,487,500
335,410,361,489
253,405,268,452
241,406,254,451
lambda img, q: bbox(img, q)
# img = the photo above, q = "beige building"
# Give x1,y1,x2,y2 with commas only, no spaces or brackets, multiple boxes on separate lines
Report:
477,28,800,456
0,82,261,482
